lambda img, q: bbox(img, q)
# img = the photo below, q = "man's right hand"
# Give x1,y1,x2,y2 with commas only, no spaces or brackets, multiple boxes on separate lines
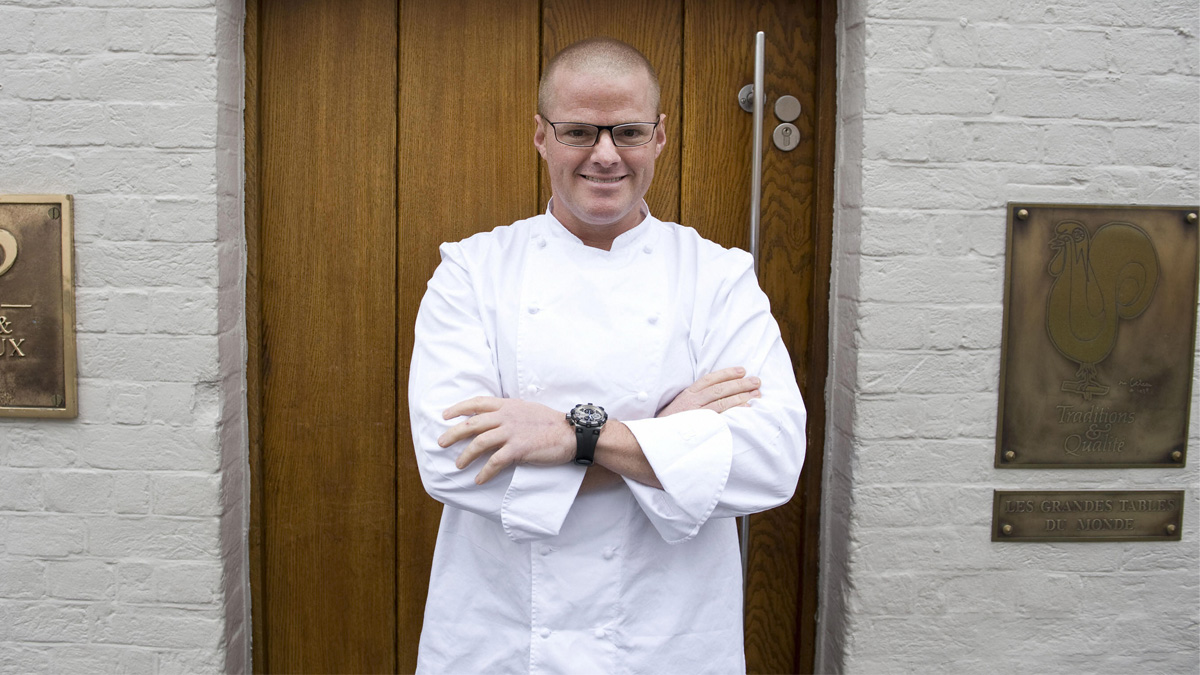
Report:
657,366,761,417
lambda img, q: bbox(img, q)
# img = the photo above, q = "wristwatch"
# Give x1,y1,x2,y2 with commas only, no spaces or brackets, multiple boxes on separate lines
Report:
566,403,608,466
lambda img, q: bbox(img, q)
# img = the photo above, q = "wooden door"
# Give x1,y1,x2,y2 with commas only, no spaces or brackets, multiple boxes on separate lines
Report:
246,1,835,672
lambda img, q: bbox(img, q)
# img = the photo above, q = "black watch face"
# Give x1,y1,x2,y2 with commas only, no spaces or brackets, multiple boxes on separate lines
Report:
571,404,607,428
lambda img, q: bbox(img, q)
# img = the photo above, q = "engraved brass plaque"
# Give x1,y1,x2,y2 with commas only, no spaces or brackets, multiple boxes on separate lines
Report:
997,204,1199,468
993,490,1184,542
0,195,77,418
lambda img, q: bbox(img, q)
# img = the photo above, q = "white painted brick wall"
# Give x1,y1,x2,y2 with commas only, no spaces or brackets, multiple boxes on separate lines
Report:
0,1,245,672
822,0,1200,672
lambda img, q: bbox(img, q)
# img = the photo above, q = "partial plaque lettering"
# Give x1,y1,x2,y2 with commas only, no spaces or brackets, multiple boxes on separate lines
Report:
997,204,1199,467
0,195,77,418
993,490,1184,542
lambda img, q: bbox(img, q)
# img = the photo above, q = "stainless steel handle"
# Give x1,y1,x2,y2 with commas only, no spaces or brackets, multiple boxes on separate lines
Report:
749,31,765,279
739,30,766,592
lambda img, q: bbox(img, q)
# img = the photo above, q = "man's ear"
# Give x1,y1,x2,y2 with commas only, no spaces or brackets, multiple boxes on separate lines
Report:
653,113,667,158
533,114,548,160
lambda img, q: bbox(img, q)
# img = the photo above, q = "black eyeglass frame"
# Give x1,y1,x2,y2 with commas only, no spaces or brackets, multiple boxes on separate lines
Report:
543,118,661,148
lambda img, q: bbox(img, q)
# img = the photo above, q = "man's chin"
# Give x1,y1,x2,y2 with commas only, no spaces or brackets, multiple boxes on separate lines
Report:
551,192,649,234
578,208,637,230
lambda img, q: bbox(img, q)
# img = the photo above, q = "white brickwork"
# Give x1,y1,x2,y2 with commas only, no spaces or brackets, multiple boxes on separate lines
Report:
822,0,1200,672
3,0,1197,671
0,1,246,673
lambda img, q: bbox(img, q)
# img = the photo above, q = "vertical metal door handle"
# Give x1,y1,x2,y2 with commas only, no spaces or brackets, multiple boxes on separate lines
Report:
740,30,766,594
749,31,764,278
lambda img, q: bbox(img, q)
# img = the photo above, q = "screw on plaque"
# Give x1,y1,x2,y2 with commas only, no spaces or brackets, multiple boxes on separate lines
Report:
52,394,64,407
49,206,61,220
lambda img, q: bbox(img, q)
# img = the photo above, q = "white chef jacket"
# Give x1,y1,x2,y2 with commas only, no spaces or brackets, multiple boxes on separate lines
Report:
409,205,806,674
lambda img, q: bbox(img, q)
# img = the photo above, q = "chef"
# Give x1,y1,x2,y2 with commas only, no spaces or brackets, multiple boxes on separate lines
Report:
409,37,807,674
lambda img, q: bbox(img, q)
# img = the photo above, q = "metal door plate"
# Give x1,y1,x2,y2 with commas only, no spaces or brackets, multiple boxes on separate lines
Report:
774,95,801,122
773,123,799,151
996,203,1199,468
0,194,78,418
993,490,1184,542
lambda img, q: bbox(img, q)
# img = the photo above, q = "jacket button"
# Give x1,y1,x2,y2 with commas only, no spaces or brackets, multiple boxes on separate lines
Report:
647,315,658,325
594,628,606,639
540,545,552,556
636,391,648,402
643,245,653,254
540,627,552,639
528,306,539,314
602,547,616,560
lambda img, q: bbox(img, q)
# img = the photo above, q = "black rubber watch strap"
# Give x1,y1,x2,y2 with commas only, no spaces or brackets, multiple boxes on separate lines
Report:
574,426,600,466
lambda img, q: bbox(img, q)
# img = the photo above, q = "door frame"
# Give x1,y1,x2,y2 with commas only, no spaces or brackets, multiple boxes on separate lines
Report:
242,1,837,671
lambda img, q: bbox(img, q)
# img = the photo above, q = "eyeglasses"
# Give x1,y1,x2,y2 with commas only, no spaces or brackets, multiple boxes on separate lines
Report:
544,119,659,148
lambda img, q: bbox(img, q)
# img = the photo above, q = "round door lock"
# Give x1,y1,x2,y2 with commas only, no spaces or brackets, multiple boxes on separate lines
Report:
773,123,799,152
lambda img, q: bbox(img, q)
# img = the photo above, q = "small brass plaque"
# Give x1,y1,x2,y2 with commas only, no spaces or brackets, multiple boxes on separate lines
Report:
997,203,1199,468
993,490,1184,542
0,195,77,418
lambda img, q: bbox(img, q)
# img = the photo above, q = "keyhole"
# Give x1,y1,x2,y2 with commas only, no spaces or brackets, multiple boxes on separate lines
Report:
772,123,799,152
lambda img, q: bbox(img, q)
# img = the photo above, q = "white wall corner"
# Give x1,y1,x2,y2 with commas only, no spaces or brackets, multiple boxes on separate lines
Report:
214,0,250,673
816,1,868,672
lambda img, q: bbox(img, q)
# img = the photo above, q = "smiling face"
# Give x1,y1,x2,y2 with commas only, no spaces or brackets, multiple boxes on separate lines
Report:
533,66,666,249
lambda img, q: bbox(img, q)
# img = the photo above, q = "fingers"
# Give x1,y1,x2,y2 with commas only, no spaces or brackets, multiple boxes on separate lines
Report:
688,366,746,392
658,368,762,418
475,448,514,485
693,375,760,407
439,410,499,448
707,388,761,413
442,396,502,421
454,427,505,471
713,375,760,400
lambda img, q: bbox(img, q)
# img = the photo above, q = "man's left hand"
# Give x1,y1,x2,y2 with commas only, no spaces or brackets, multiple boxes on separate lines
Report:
440,397,575,485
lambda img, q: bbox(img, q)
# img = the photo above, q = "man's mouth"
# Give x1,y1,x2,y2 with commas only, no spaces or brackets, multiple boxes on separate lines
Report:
582,175,625,184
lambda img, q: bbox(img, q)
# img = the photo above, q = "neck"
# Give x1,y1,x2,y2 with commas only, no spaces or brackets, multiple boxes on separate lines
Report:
549,199,648,251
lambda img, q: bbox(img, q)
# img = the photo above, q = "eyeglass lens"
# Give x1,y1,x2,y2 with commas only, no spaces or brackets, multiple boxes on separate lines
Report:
553,122,656,147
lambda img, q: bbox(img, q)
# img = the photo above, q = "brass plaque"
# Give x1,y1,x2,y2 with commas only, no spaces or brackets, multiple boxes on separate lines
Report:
997,204,1199,468
993,490,1184,542
0,195,77,418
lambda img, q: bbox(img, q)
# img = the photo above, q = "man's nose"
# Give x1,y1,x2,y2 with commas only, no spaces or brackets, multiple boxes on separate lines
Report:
589,130,621,164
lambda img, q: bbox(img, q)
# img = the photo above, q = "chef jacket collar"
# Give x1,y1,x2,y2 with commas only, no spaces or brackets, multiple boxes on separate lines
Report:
543,198,656,253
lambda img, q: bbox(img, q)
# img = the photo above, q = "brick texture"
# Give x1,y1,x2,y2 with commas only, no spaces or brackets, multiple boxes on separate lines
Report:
0,1,244,672
822,0,1200,672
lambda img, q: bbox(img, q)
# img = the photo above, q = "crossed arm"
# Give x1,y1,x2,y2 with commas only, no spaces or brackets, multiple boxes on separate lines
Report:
412,243,806,543
440,366,762,489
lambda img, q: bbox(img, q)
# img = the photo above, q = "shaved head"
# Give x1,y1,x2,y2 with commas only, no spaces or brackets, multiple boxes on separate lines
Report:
538,37,660,117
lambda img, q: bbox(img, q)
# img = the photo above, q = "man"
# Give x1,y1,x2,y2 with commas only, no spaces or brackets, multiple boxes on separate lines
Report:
409,37,806,673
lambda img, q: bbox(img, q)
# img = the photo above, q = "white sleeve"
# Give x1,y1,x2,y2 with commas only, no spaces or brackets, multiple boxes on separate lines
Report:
408,243,585,543
622,251,807,544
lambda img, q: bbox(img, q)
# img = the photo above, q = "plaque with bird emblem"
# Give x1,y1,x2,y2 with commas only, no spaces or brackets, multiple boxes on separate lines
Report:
997,203,1199,468
0,195,77,418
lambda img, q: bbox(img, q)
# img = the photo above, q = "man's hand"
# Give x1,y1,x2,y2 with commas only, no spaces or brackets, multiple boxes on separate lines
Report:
440,397,574,485
657,366,760,417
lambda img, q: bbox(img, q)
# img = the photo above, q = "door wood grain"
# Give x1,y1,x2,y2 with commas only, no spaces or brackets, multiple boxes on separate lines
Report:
254,1,398,672
395,0,541,669
248,1,833,672
683,2,831,671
